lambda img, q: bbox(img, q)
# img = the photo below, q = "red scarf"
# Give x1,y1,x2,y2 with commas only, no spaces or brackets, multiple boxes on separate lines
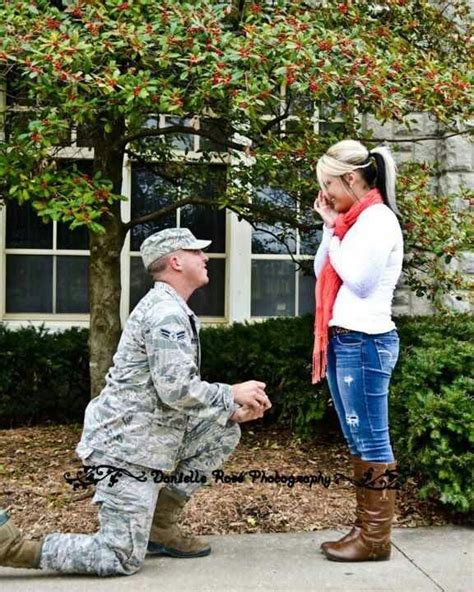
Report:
312,188,383,384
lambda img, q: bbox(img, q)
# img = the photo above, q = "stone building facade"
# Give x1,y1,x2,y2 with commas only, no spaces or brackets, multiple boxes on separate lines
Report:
363,114,473,316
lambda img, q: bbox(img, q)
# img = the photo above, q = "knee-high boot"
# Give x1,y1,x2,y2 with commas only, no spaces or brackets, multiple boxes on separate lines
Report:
320,455,364,554
324,460,398,562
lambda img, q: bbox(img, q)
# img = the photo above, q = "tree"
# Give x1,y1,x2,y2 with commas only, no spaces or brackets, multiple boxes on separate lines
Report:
0,0,472,395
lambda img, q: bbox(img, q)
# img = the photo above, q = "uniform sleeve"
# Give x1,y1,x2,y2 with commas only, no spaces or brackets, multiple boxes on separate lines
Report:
314,225,335,278
328,208,400,298
144,307,236,426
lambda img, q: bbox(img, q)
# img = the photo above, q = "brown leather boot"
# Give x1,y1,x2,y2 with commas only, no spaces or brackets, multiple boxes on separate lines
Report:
147,488,211,558
324,460,398,562
0,511,42,568
320,455,364,555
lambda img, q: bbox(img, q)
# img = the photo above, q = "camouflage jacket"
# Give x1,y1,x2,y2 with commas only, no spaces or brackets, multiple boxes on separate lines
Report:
76,282,236,470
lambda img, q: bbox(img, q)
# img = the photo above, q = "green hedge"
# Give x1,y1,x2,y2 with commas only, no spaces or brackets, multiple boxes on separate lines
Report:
0,314,472,513
0,325,90,426
200,315,330,437
389,315,474,514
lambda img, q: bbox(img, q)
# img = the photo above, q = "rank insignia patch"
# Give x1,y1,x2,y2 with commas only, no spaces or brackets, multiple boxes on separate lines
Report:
160,328,186,342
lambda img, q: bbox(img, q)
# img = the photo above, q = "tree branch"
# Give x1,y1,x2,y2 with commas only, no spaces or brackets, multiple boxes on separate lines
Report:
259,99,292,137
120,124,246,152
362,129,473,144
124,148,183,186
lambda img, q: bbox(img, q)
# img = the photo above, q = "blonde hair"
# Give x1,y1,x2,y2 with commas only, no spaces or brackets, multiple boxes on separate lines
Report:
316,139,399,215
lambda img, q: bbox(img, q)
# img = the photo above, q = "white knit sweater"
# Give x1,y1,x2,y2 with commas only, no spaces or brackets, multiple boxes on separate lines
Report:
313,204,404,334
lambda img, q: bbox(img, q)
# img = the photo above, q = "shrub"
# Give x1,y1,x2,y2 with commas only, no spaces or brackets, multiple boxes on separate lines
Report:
391,315,474,514
0,325,89,427
200,315,330,438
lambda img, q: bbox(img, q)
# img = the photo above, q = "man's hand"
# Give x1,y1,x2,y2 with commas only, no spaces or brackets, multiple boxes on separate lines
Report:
231,380,270,411
230,404,268,424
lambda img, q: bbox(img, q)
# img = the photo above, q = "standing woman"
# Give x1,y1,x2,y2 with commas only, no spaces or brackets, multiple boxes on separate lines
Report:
312,139,403,562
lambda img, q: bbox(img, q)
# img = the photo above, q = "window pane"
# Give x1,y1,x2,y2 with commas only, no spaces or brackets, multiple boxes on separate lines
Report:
130,257,226,317
252,187,296,254
200,118,228,152
56,160,93,249
188,258,225,317
57,224,89,250
165,116,195,152
6,255,53,312
180,206,226,253
56,256,89,313
298,270,315,316
6,201,52,249
299,227,322,256
180,165,226,253
129,257,153,312
251,260,295,317
130,167,177,252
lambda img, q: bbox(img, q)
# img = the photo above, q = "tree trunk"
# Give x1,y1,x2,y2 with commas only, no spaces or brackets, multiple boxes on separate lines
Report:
89,119,126,397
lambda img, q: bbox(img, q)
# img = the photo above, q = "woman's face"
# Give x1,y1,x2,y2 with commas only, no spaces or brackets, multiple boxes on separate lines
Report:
320,174,356,214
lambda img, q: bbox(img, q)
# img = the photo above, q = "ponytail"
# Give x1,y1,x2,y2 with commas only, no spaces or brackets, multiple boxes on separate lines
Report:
370,146,399,216
317,139,400,216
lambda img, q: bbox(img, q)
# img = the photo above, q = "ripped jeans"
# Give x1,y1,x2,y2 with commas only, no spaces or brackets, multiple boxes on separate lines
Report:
326,329,399,463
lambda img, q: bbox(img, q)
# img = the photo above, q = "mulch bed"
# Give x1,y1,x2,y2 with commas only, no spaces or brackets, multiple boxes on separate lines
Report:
0,424,451,539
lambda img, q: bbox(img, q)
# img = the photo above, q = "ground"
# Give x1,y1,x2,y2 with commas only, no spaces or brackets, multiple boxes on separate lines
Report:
0,424,450,539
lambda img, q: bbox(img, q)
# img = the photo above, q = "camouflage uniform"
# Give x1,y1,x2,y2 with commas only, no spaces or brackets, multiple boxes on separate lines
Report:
40,273,241,575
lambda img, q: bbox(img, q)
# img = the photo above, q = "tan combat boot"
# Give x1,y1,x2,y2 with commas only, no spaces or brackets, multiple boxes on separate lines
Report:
0,511,43,568
324,460,398,562
320,455,364,555
147,489,211,558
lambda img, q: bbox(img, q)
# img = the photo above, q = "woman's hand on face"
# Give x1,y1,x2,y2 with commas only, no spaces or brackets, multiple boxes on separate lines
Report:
314,191,338,228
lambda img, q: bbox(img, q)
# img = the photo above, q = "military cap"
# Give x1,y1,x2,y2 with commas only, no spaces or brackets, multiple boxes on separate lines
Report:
140,227,212,269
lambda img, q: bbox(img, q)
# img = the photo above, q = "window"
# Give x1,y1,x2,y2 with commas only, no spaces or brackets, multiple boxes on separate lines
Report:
129,164,227,317
250,187,316,317
4,161,91,315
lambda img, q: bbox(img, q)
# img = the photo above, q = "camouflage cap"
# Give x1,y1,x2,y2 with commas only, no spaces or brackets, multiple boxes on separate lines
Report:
140,227,212,269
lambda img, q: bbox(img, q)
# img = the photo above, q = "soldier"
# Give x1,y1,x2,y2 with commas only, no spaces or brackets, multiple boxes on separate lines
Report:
0,227,271,576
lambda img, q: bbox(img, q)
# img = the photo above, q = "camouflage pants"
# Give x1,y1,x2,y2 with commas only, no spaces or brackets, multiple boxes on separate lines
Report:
40,418,240,576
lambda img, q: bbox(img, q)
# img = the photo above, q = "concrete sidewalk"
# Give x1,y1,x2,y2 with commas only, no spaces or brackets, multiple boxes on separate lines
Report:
1,526,472,591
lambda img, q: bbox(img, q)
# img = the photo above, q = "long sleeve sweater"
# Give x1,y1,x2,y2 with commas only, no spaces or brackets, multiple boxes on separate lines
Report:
313,203,404,334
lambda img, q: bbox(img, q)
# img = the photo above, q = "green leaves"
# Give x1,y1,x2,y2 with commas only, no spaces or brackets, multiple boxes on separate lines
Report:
391,315,474,513
0,0,472,299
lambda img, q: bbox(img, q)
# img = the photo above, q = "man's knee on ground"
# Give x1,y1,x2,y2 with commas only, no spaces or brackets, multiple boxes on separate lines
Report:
97,544,145,577
98,527,148,577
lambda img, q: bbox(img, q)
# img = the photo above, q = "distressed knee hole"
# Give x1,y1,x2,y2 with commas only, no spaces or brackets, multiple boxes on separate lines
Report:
346,413,359,428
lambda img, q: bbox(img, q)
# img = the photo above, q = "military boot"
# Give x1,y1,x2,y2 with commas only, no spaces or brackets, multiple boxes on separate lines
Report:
147,488,211,558
320,455,364,555
324,460,398,562
0,510,43,568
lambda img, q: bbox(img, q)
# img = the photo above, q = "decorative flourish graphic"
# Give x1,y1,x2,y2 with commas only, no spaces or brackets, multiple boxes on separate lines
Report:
64,465,148,490
64,466,401,490
334,467,400,490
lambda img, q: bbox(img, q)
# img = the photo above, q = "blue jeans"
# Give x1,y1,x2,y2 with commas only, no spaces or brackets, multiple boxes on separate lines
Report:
326,329,399,463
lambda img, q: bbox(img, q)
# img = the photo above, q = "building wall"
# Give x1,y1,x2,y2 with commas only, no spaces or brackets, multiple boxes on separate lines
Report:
364,114,473,316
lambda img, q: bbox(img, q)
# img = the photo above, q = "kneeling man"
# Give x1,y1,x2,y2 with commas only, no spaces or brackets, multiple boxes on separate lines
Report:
0,228,270,576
